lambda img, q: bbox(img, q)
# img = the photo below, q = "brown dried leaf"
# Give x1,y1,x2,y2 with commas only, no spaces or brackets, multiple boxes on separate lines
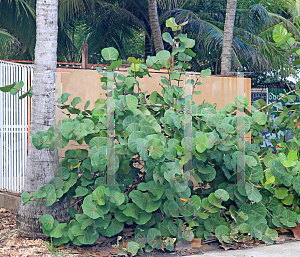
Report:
189,238,202,248
185,249,197,253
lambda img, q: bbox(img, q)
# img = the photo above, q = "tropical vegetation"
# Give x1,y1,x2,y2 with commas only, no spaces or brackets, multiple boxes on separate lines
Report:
2,19,300,255
2,0,300,78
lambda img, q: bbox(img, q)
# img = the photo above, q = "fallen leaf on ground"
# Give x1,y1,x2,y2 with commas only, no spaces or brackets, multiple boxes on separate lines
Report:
185,249,197,253
220,244,238,250
189,238,202,248
275,227,289,233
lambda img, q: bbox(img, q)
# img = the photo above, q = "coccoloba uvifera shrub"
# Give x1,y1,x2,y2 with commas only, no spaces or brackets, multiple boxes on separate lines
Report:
18,17,300,256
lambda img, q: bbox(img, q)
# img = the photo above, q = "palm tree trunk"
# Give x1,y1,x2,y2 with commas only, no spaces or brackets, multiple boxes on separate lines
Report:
148,0,164,54
144,24,154,59
16,0,69,239
220,0,237,75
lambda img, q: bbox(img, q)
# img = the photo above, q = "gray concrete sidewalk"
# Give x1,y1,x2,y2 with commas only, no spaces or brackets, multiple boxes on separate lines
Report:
184,241,300,257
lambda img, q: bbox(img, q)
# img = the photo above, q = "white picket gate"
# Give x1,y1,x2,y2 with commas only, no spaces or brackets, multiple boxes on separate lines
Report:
0,60,33,193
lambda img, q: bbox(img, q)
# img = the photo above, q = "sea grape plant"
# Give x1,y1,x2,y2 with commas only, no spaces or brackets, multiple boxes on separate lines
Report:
3,18,300,256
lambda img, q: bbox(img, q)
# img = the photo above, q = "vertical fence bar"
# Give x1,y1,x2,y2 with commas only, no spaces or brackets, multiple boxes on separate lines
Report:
184,73,193,187
0,62,3,191
0,61,33,193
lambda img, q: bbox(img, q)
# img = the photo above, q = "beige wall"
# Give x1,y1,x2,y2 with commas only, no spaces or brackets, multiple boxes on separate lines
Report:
55,68,251,158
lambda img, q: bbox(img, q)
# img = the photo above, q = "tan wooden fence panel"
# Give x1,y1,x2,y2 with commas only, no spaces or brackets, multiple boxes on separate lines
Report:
55,68,251,159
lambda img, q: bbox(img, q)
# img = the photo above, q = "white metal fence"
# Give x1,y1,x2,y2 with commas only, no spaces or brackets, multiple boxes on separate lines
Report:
0,60,33,193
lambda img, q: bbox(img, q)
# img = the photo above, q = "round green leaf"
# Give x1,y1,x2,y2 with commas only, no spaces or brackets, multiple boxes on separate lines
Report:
89,137,107,150
245,155,258,167
50,223,67,238
215,189,229,201
123,203,139,219
282,193,294,205
215,225,230,243
252,112,267,125
273,25,287,43
78,226,99,244
92,186,106,205
39,214,54,231
195,134,209,153
55,167,70,180
74,186,89,198
129,190,147,210
274,187,289,199
45,191,57,206
82,195,104,219
293,177,300,194
239,223,251,233
147,228,161,247
245,182,262,203
128,131,146,153
156,50,171,65
148,138,164,159
98,218,124,237
168,201,180,217
162,32,173,45
71,97,82,108
61,122,76,139
101,47,119,61
126,242,140,255
68,207,77,218
126,95,138,110
111,191,125,206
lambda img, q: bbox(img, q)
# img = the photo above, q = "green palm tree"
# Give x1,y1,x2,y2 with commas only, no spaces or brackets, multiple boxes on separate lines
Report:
220,0,237,75
0,0,147,62
0,0,36,59
157,0,300,77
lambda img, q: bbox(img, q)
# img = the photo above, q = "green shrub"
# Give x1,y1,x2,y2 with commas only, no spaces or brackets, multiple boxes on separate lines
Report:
16,18,300,255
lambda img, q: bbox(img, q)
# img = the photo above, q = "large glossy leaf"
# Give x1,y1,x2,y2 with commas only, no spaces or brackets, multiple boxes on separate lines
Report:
126,242,140,255
215,189,229,201
45,191,57,206
274,187,288,199
92,186,106,205
168,201,180,217
50,223,67,238
55,167,70,180
98,218,124,237
126,95,138,110
136,138,149,160
148,139,164,159
245,182,262,202
82,195,104,219
194,134,209,153
78,226,99,245
215,225,230,243
129,190,147,210
252,112,267,125
110,191,125,206
101,47,119,61
74,186,89,198
39,214,54,231
156,50,171,65
128,131,146,153
147,228,161,247
89,137,107,150
123,203,139,219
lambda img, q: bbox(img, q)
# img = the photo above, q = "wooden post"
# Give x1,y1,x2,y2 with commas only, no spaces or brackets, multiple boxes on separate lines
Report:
82,43,88,69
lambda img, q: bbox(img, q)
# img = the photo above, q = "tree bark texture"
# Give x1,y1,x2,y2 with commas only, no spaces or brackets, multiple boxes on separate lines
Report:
220,0,237,75
148,0,164,54
16,0,70,239
144,24,154,59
